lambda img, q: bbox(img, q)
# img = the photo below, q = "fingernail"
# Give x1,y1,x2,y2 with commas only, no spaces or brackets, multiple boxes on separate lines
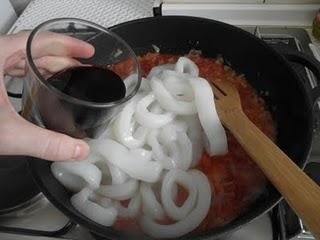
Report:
72,142,90,160
72,145,82,160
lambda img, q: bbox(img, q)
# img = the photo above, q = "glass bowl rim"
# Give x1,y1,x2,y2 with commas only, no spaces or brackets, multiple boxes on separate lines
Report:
26,17,142,108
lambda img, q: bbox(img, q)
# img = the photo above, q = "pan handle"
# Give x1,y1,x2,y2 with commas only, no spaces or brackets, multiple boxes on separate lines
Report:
282,51,320,106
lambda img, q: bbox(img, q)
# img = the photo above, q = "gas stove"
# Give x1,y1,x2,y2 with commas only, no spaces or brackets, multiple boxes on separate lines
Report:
1,1,320,239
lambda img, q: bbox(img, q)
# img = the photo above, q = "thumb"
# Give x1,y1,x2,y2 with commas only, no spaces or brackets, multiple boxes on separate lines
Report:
1,111,90,161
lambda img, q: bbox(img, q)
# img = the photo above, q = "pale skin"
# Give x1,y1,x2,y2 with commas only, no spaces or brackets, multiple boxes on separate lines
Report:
0,31,95,161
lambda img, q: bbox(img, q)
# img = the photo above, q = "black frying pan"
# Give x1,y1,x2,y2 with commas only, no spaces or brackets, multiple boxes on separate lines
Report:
28,16,320,239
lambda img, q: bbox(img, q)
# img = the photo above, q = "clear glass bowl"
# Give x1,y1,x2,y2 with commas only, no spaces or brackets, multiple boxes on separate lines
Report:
22,18,141,138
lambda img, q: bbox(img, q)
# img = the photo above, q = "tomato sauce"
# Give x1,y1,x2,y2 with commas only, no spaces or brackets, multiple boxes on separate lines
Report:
114,53,275,233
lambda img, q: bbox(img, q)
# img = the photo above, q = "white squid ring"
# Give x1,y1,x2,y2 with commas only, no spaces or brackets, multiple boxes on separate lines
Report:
161,70,194,101
188,77,228,155
175,56,199,77
176,131,193,170
147,130,179,169
97,178,139,200
51,162,102,192
135,93,175,128
113,98,148,149
90,138,162,183
150,77,197,115
140,169,211,239
71,188,117,226
182,115,204,167
140,182,165,220
159,120,188,143
161,169,197,221
147,63,175,79
148,127,192,170
115,193,142,218
108,162,129,185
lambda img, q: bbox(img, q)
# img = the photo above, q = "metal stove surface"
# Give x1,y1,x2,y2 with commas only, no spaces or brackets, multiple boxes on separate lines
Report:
1,27,320,240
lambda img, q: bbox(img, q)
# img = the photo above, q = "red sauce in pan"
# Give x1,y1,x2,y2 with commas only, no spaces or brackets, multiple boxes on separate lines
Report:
114,53,276,233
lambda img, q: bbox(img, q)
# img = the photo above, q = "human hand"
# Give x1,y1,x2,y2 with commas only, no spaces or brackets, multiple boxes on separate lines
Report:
0,31,95,161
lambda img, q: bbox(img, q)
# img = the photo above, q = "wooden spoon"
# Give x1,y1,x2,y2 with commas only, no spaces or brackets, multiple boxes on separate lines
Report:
211,80,320,239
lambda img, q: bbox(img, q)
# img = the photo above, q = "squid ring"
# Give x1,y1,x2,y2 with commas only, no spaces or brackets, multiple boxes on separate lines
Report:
97,178,139,200
174,56,199,77
113,98,148,149
150,77,197,115
161,169,197,221
135,93,175,128
140,182,165,220
188,77,228,155
51,162,102,192
140,170,211,239
116,193,142,218
71,188,117,226
90,138,162,183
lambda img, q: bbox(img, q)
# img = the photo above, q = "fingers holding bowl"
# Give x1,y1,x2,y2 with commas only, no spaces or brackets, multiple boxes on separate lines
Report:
2,30,94,77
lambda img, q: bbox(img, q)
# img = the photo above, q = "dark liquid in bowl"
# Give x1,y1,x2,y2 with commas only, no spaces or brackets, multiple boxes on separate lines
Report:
33,66,126,138
48,66,126,102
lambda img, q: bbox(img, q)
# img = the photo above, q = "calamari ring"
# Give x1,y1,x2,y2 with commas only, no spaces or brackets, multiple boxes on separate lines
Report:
135,93,175,128
140,170,211,239
71,188,117,226
51,162,102,192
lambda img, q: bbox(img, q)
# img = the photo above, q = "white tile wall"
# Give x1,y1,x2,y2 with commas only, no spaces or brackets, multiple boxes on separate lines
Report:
0,0,17,33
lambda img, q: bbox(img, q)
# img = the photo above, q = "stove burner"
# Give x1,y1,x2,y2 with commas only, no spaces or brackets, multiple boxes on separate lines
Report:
0,156,40,215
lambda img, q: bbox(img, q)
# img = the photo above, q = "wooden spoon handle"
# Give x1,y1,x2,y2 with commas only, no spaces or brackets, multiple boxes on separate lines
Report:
224,112,320,239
